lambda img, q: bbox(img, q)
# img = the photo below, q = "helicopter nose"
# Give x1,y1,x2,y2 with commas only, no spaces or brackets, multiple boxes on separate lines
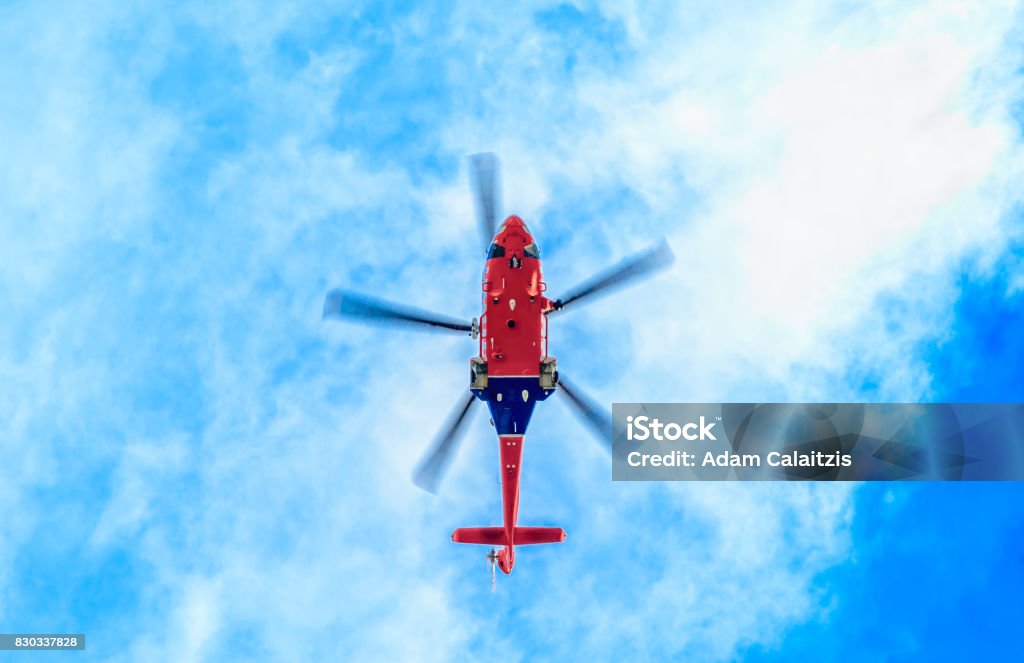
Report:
497,215,530,238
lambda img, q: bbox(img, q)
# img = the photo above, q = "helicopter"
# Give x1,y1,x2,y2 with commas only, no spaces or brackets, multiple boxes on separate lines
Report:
323,153,673,583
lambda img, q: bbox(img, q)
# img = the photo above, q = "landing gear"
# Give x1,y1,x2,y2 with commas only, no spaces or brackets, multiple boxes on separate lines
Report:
540,358,558,390
470,357,488,390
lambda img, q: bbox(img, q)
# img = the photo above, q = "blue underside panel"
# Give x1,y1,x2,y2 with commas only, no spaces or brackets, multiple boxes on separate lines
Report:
473,377,554,435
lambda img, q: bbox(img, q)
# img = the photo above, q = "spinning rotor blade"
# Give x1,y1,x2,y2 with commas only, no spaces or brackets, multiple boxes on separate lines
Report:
413,391,478,493
323,289,472,334
551,238,674,314
557,373,612,452
469,153,501,249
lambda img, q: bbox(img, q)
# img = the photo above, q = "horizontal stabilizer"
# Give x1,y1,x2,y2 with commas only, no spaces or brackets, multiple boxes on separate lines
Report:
452,526,566,546
514,527,567,544
452,527,506,545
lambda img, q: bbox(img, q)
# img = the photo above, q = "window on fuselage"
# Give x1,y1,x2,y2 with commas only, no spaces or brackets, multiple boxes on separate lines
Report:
488,243,506,258
524,242,541,259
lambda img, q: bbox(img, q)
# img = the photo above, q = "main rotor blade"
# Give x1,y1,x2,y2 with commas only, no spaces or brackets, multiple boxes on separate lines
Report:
413,391,479,493
551,238,674,314
323,289,472,334
557,373,612,452
469,153,501,250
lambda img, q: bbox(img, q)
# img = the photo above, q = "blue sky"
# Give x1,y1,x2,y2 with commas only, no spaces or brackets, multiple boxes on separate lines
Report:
1,1,1023,660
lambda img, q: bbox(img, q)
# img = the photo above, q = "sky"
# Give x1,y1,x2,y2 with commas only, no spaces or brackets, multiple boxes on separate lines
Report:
1,0,1023,660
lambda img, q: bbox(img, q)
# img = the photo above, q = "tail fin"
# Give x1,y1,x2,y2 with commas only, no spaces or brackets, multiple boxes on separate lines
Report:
452,526,566,546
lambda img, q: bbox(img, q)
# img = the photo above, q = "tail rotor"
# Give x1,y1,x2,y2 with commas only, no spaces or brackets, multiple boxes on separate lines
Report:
486,548,498,592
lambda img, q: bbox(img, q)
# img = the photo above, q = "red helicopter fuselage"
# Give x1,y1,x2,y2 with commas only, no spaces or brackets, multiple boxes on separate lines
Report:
451,215,566,573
